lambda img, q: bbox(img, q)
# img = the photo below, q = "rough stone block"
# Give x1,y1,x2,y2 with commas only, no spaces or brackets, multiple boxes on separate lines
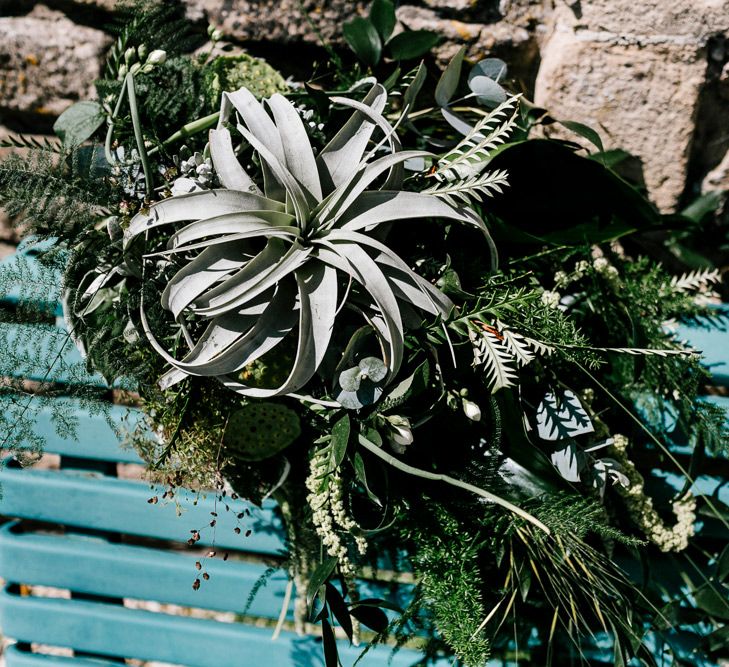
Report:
184,0,367,43
0,5,110,118
534,2,729,211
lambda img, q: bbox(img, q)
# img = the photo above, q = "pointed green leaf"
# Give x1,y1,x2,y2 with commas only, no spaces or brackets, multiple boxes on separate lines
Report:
306,556,338,615
343,17,382,67
331,413,351,469
370,0,396,41
435,45,466,107
387,30,440,60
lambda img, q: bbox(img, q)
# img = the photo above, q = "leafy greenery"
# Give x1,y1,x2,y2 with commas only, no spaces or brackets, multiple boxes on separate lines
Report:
0,2,727,666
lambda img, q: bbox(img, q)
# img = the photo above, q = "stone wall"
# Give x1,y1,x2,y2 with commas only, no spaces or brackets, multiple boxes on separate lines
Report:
1,0,729,254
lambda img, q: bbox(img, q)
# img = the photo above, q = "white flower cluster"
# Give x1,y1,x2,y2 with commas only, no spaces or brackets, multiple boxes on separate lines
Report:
541,290,561,309
171,152,216,196
611,434,696,552
306,447,367,576
553,253,620,292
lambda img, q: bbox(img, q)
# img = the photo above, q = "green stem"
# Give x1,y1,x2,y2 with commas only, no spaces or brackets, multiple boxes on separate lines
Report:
148,112,220,156
125,74,153,197
105,77,130,165
357,434,550,534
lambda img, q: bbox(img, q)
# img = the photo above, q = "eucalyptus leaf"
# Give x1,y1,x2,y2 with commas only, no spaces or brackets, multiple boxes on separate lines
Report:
53,101,105,146
468,58,508,84
435,45,466,108
468,76,507,108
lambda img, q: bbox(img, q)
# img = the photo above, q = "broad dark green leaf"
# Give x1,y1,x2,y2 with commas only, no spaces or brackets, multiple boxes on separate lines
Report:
387,30,440,61
349,603,389,633
53,101,105,146
380,360,430,411
306,556,338,616
343,17,382,67
351,597,403,613
559,119,605,154
704,625,729,653
330,413,351,468
487,139,660,243
321,618,340,667
370,0,396,42
435,45,466,107
325,582,354,642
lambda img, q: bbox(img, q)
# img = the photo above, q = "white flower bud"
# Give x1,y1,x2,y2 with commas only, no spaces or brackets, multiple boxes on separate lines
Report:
124,47,136,65
146,49,167,66
129,62,142,76
385,415,413,453
462,399,481,422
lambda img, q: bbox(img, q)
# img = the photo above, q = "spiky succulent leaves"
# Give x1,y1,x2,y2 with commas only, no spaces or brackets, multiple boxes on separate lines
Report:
126,84,497,401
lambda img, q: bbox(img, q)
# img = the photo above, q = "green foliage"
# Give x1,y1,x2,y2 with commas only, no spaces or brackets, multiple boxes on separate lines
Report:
405,503,491,667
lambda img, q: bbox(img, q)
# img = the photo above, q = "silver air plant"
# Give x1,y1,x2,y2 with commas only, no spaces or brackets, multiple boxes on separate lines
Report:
124,84,496,402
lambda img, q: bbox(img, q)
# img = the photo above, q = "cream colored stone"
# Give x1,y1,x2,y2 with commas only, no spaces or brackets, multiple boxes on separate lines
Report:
534,2,729,211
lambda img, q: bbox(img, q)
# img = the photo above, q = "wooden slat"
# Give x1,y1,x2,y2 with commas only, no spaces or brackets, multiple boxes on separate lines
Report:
0,588,445,667
0,523,290,618
0,464,285,554
674,307,729,386
5,645,120,667
1,396,144,463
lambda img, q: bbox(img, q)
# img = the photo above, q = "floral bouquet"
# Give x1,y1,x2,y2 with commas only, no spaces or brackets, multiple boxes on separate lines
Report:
1,2,727,665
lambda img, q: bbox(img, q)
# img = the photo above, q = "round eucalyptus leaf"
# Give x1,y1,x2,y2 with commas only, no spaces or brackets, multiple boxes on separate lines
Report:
468,76,507,108
339,366,363,392
358,356,387,383
468,58,508,85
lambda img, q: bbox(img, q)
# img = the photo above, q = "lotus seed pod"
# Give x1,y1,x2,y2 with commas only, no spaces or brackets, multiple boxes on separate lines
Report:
223,403,301,461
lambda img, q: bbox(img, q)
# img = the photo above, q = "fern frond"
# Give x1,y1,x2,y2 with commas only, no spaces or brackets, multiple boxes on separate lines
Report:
435,96,519,182
668,268,721,294
471,329,518,393
424,169,509,206
0,134,64,153
497,321,535,367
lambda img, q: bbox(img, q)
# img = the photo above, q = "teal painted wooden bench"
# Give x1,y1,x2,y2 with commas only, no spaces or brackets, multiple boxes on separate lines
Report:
0,244,439,667
0,242,727,666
